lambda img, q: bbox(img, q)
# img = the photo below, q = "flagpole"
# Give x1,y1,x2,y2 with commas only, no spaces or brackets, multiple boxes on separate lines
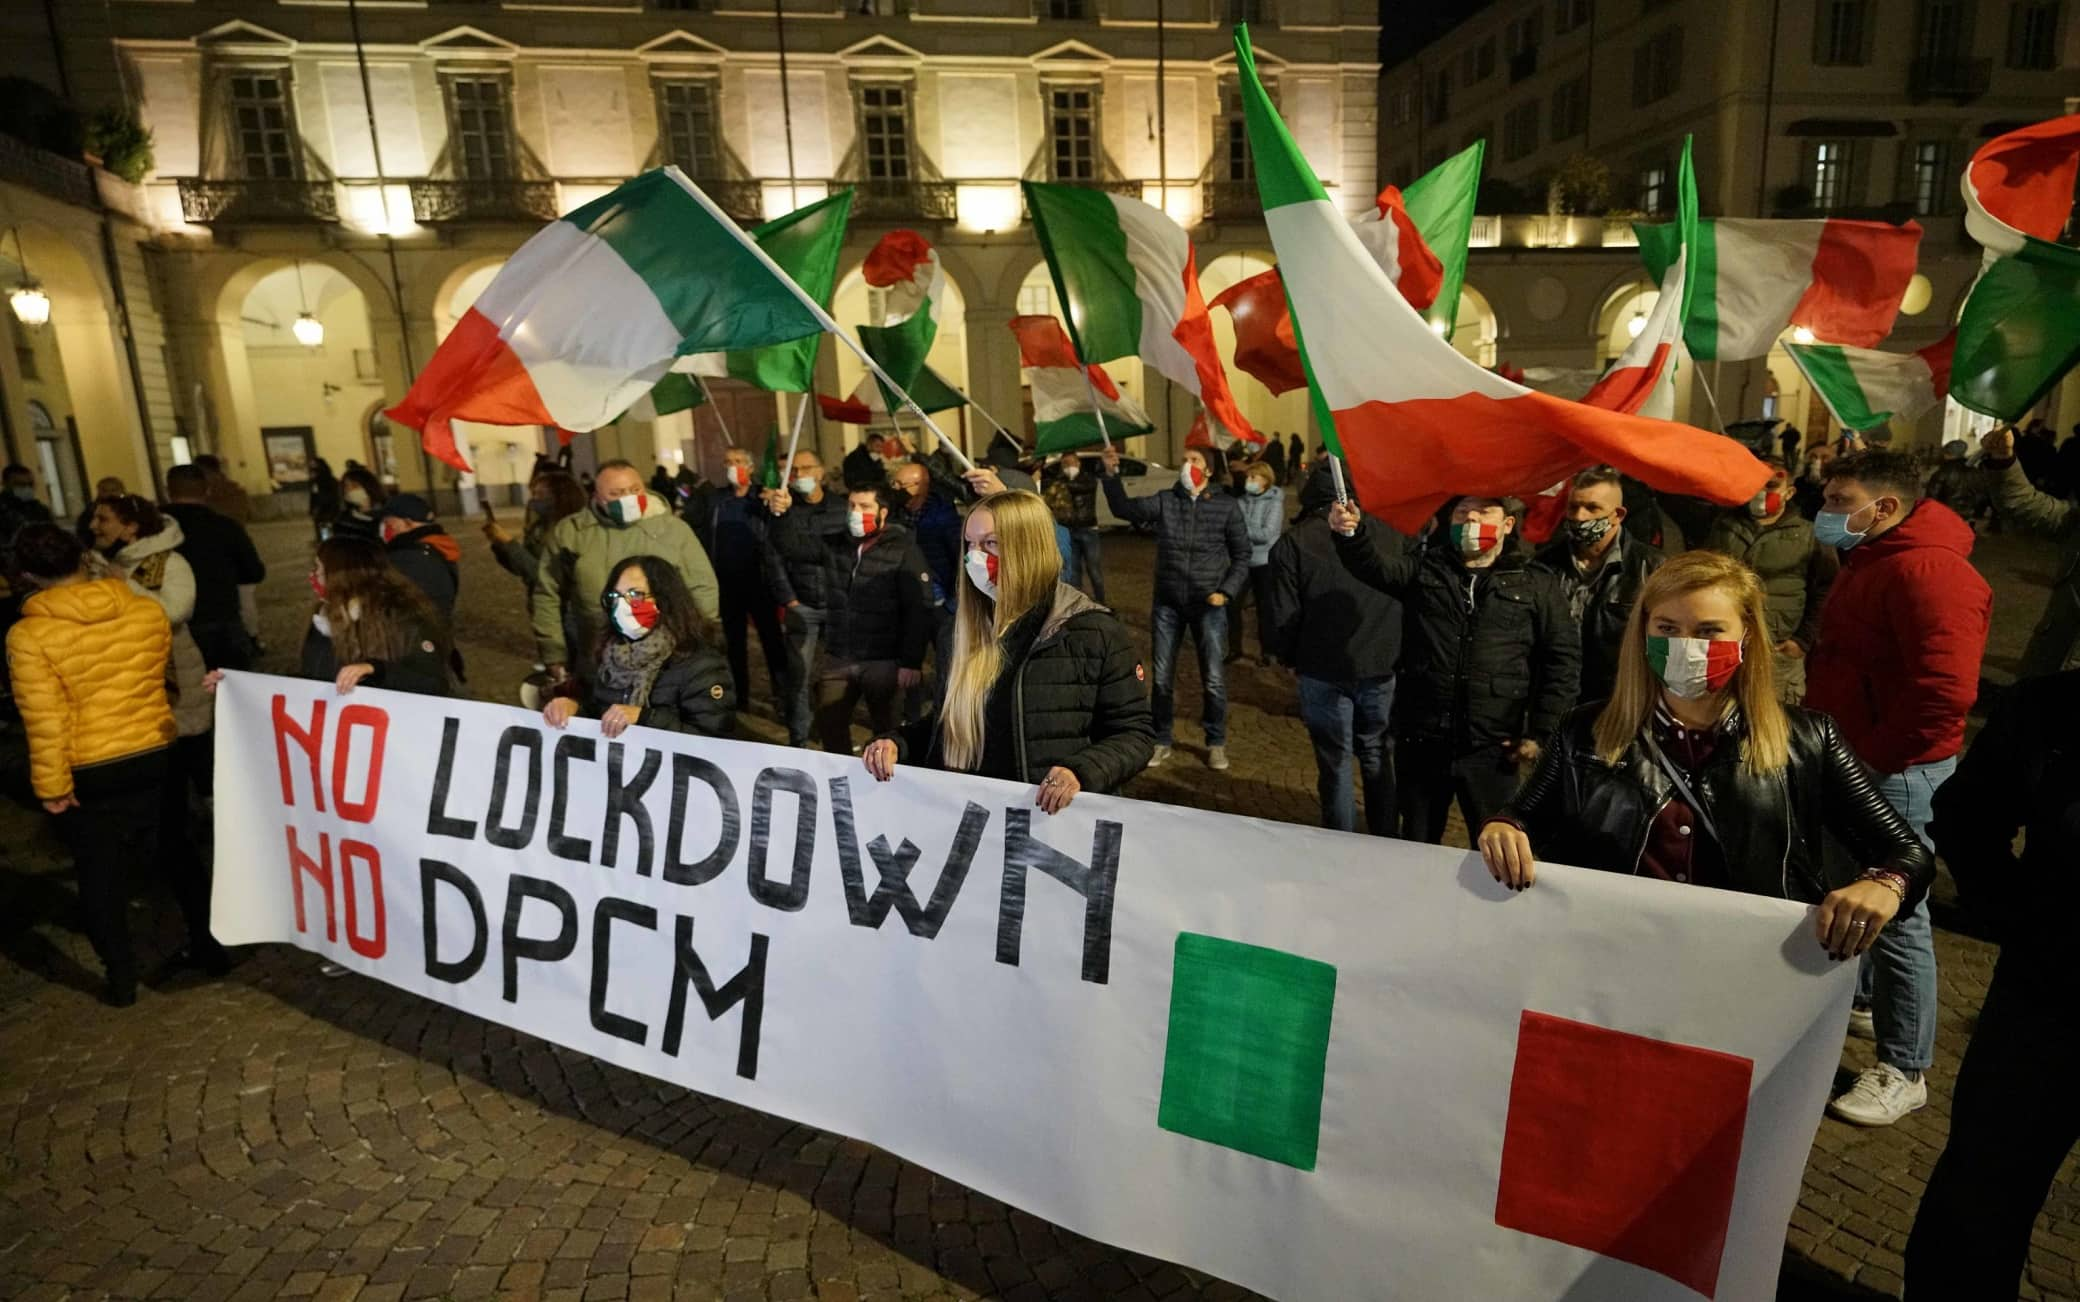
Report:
1328,451,1350,505
1079,366,1115,451
692,372,735,446
1695,361,1729,433
782,389,809,477
943,378,1022,451
666,171,977,475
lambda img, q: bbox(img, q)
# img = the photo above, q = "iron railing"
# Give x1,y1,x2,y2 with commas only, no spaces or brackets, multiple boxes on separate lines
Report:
1204,181,1261,222
683,176,765,225
408,179,561,224
0,135,99,210
177,178,339,224
848,178,958,222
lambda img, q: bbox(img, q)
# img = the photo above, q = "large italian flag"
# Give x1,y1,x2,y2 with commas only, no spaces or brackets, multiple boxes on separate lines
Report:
1785,333,1955,431
1023,181,1259,444
1952,114,2080,422
1399,141,1483,334
386,169,829,471
1009,314,1155,455
1635,214,1921,361
856,229,943,408
1233,28,1766,533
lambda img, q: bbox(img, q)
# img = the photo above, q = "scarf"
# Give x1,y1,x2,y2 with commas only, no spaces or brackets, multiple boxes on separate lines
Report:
594,627,678,711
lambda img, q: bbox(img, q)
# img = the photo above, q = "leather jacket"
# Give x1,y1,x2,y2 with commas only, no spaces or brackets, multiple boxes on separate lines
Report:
1499,703,1933,910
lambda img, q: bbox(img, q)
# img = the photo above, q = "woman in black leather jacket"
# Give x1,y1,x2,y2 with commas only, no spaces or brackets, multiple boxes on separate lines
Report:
542,555,735,738
1476,549,1931,960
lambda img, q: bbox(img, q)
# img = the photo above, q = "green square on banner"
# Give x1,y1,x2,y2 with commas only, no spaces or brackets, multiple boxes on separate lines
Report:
1157,932,1337,1170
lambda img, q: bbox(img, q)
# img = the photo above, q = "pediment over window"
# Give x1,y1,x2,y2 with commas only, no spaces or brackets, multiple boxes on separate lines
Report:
194,20,297,53
1031,39,1115,67
419,27,521,57
637,31,731,60
837,35,928,64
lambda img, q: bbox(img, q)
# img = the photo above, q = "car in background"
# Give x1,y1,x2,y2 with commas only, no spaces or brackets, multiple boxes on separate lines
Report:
1062,453,1180,530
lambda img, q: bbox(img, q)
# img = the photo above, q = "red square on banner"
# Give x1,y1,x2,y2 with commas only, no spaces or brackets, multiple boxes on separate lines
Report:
1494,1010,1753,1300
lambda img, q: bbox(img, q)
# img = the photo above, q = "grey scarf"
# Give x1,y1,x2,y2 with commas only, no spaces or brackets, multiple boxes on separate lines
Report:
594,628,677,711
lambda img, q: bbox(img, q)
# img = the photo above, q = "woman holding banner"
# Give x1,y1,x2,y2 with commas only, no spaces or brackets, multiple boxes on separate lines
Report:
298,536,453,697
1475,550,1931,960
861,490,1151,811
541,555,735,738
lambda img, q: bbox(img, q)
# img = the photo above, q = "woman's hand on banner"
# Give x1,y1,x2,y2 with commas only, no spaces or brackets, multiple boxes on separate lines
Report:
542,697,579,729
203,669,225,695
335,663,374,694
1814,880,1900,960
862,738,898,782
1035,766,1081,815
1476,819,1537,890
599,704,639,738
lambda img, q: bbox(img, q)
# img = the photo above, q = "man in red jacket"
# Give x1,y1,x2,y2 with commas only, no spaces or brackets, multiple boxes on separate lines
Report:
1805,449,1991,1129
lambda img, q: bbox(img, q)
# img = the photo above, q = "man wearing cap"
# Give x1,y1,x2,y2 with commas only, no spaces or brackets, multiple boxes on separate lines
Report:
377,493,461,622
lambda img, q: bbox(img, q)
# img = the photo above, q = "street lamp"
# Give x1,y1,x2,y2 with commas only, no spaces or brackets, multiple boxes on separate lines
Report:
1626,310,1647,339
292,260,324,348
5,227,48,329
1792,325,1815,345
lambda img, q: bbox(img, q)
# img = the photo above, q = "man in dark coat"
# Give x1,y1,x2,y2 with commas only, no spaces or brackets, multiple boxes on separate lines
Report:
764,450,852,747
1532,466,1663,703
890,460,960,719
1328,492,1581,842
685,444,785,711
1099,444,1250,771
377,493,460,620
162,463,267,670
810,484,932,754
1265,458,1405,835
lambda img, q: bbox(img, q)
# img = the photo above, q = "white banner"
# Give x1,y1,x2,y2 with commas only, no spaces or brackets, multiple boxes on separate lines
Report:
212,673,1855,1302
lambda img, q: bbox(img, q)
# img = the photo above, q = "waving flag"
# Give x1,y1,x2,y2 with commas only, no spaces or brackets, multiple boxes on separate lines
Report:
691,190,853,393
386,169,829,471
1009,314,1155,455
1210,269,1306,395
621,369,708,424
857,230,944,408
1233,27,1765,534
1636,213,1921,361
1354,185,1447,313
1952,114,2080,422
1400,142,1483,334
1023,181,1260,444
1787,332,1956,431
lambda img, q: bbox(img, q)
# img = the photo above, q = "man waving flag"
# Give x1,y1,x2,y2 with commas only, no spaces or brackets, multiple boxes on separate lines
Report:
1232,28,1764,534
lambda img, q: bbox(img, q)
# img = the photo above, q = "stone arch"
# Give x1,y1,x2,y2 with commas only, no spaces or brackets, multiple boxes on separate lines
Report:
1593,276,1660,365
1449,283,1500,367
428,254,511,339
826,251,975,453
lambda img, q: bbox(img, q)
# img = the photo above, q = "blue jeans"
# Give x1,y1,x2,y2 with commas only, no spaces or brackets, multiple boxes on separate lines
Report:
1858,754,1954,1076
1149,601,1228,747
1064,527,1106,603
1296,675,1396,835
782,605,825,747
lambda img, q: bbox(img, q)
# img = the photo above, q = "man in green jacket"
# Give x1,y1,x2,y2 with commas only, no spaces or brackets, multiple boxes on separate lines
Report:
1982,426,2080,680
1701,457,1838,703
532,459,721,689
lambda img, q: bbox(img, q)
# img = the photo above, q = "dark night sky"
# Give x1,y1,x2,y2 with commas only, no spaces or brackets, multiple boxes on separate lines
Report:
1379,0,1495,69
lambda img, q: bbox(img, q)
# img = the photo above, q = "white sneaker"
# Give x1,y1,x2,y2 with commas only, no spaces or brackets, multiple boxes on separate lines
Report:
1828,1063,1927,1127
1846,1006,1876,1040
1148,744,1172,769
1207,745,1230,771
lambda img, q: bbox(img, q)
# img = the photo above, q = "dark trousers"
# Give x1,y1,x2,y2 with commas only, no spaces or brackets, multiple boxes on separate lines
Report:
906,602,956,725
1905,948,2071,1297
781,605,825,746
719,573,786,709
1224,564,1276,661
58,750,215,985
1150,601,1228,747
1395,738,1523,844
815,659,903,755
1296,674,1396,835
188,618,254,673
1065,527,1106,603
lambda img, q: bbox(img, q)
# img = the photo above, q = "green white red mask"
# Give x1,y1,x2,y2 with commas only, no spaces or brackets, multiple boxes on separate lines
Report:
1647,635,1743,699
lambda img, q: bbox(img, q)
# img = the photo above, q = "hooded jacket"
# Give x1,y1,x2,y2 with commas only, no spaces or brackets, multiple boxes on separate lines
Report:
93,521,212,738
1100,472,1251,605
1805,499,1990,774
6,577,175,799
386,523,461,619
1264,466,1406,683
531,492,722,675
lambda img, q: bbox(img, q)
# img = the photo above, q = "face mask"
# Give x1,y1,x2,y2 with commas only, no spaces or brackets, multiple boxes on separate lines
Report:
848,508,879,539
380,520,401,543
964,547,999,599
792,475,819,496
604,593,659,641
343,486,371,509
9,485,35,503
526,497,549,518
1563,516,1613,546
726,465,750,490
1812,500,1878,550
1060,460,1080,480
1452,520,1502,556
1245,480,1266,497
604,493,646,524
1747,489,1785,518
309,573,325,600
1647,635,1744,700
1183,464,1206,492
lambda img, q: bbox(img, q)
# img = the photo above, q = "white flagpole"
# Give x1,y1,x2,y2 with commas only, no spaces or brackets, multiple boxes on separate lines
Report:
666,170,977,476
692,372,734,447
939,374,1022,452
782,389,810,479
1328,451,1350,505
1079,365,1115,451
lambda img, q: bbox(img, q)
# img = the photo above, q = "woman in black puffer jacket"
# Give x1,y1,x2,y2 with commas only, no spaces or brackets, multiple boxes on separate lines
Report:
543,554,735,738
863,490,1151,810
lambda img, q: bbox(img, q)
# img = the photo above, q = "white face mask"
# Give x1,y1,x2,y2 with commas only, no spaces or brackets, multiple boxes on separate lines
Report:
342,486,371,508
964,547,999,599
847,508,879,539
791,475,820,496
1060,460,1080,480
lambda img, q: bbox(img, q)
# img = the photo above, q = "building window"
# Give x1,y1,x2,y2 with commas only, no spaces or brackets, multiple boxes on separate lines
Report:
1425,68,1452,125
1555,0,1592,34
1387,86,1414,126
1813,0,1873,64
1043,0,1086,18
653,0,699,9
1916,0,1974,58
1461,38,1496,83
858,85,911,180
1226,0,1266,23
1809,140,1855,209
1505,11,1542,55
1224,115,1253,182
1048,86,1097,181
1460,123,1491,155
447,77,514,181
1502,101,1540,161
1631,26,1683,105
1909,139,1953,213
1549,75,1588,141
227,72,298,180
1637,159,1670,212
657,80,719,177
2006,1,2061,67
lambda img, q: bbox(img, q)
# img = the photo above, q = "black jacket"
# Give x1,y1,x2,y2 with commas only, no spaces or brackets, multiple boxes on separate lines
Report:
763,493,848,610
1500,703,1934,909
298,614,452,697
1930,670,2080,950
1101,475,1250,605
1532,531,1663,703
683,483,773,585
587,642,737,737
1335,520,1581,749
1264,472,1406,682
162,500,265,629
897,584,1153,792
386,527,459,619
819,522,933,668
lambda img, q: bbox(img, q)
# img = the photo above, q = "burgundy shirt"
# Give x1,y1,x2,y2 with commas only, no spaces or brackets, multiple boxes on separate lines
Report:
1640,705,1731,888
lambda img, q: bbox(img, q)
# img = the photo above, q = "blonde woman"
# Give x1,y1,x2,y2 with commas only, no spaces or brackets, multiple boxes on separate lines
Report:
862,490,1152,812
1476,550,1931,961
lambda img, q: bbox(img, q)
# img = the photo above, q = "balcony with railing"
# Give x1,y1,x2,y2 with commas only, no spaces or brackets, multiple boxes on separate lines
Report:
848,178,958,222
1205,180,1261,222
409,178,561,224
0,134,101,211
177,178,339,225
1907,55,1991,102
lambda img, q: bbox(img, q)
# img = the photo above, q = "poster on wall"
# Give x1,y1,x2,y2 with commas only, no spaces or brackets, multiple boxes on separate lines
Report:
211,674,1857,1302
262,428,314,486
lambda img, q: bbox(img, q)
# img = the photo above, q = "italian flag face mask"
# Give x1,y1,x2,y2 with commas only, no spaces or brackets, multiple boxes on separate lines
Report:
1451,520,1502,556
1646,635,1743,699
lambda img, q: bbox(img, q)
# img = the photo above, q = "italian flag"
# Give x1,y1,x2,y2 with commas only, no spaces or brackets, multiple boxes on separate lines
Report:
856,229,943,408
1583,139,1700,423
1232,28,1766,533
680,189,853,393
386,169,830,471
1399,141,1483,334
621,369,708,424
1953,114,2080,422
1635,213,1921,361
1210,268,1307,396
1023,180,1260,444
1008,314,1155,455
1648,637,1744,691
1785,333,1956,431
1351,184,1446,314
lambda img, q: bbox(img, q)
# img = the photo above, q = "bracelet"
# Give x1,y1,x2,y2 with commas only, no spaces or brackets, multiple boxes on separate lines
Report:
1859,869,1909,904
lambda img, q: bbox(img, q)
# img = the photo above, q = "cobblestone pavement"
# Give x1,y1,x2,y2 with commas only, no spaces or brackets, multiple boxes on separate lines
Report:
2,514,2075,1301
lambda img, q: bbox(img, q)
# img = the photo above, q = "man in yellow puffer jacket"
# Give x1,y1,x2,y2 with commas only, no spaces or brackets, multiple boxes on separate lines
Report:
5,523,226,1006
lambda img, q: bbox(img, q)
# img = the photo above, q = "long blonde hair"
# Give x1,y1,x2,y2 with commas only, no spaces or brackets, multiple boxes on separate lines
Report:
939,491,1062,770
1592,550,1792,776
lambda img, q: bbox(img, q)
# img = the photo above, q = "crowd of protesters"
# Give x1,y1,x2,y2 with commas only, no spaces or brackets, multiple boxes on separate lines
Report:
6,412,2080,1298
